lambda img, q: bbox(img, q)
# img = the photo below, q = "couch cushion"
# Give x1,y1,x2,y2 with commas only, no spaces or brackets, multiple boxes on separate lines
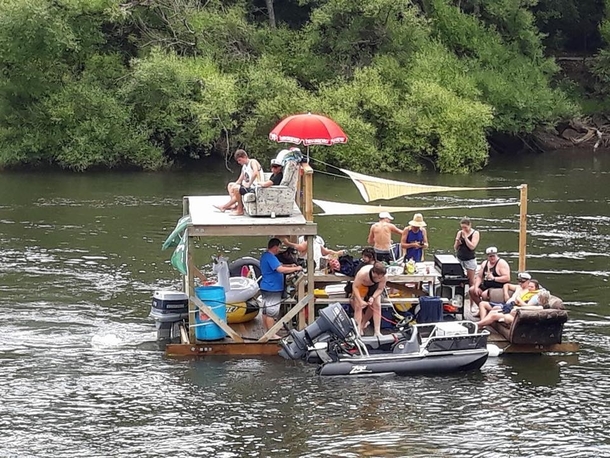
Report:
242,192,256,203
280,160,299,188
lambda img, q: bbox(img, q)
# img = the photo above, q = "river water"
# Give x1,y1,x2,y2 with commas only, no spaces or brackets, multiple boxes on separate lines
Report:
1,149,609,457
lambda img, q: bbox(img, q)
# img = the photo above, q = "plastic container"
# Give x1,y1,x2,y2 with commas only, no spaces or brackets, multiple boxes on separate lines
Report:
194,286,227,340
435,322,469,336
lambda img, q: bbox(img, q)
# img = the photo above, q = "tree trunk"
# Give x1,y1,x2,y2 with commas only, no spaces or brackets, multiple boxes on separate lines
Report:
265,0,276,28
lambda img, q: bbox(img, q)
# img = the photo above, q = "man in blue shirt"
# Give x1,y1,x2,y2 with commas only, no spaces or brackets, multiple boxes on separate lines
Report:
260,238,303,337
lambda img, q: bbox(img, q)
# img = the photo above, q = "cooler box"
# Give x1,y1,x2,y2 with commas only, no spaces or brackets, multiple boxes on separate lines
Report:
435,322,469,337
416,296,443,323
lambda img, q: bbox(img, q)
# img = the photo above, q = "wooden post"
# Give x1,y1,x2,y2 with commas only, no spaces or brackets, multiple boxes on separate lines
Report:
183,197,197,342
187,237,196,342
302,163,314,222
306,234,315,325
258,294,314,342
190,295,244,342
297,272,306,329
518,184,528,272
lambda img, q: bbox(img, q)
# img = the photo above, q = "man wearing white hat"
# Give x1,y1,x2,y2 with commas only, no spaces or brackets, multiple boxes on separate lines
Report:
478,271,532,320
259,158,283,188
367,211,403,263
469,246,511,306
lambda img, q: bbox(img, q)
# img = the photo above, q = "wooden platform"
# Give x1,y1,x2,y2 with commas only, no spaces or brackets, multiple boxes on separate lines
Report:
166,341,281,357
164,317,579,357
486,327,579,354
186,195,317,237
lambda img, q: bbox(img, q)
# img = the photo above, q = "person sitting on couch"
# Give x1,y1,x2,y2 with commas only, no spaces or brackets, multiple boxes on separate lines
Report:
502,271,532,302
477,280,547,328
478,272,532,320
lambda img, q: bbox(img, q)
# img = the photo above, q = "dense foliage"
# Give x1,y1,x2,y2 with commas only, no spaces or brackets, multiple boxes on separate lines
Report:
0,0,605,173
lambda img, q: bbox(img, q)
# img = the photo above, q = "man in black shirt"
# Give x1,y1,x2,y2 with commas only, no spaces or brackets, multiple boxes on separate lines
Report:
260,159,283,187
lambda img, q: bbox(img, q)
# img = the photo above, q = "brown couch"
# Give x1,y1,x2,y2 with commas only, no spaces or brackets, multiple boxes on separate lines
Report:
486,289,568,345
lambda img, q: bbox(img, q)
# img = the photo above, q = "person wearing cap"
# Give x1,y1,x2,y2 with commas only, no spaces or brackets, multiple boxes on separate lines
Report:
477,279,544,328
400,213,429,262
503,272,532,302
478,273,533,320
367,212,403,263
259,158,284,188
469,246,511,305
453,217,480,287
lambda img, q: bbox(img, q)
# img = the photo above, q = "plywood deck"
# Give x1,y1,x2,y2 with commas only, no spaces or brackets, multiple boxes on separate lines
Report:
185,195,317,237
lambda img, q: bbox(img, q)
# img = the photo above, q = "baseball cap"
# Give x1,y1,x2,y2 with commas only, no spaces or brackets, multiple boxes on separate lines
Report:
517,272,532,281
485,246,498,255
379,211,394,220
270,158,283,166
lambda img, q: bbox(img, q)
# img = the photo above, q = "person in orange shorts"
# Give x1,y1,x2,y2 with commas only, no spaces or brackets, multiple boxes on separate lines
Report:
350,262,388,337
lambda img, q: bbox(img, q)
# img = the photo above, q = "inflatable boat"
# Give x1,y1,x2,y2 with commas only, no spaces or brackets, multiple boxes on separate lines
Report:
279,303,489,376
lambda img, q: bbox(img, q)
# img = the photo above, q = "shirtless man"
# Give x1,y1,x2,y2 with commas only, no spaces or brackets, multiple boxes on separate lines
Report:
469,246,511,306
367,212,403,263
351,262,388,337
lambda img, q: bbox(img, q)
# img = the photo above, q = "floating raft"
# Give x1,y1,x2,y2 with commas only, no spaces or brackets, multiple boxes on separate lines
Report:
164,321,579,358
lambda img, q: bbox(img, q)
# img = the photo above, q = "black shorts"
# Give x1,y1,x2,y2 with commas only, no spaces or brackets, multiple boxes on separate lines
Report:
239,186,254,196
374,250,392,263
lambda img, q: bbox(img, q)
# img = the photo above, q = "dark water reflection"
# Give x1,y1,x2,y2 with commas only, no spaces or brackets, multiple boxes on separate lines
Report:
1,149,610,457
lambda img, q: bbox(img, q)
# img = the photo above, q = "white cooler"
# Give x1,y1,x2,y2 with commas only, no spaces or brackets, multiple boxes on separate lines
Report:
435,322,469,337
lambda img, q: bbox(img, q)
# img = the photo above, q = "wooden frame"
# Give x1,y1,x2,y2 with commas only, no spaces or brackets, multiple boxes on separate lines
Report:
175,163,318,351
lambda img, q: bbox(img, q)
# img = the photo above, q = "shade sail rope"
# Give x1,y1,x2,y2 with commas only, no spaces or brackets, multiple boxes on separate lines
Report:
341,169,516,202
308,156,516,202
312,199,518,216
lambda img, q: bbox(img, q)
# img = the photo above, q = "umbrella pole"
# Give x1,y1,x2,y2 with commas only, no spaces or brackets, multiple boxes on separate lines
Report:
306,145,310,163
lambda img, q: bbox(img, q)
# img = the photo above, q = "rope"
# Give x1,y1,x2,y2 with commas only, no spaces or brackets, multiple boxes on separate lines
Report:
310,156,519,192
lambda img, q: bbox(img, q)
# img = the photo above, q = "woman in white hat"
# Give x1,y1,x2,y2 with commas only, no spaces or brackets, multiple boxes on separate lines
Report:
400,213,429,262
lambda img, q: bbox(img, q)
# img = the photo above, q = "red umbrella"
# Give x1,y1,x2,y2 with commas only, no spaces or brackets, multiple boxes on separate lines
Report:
269,112,348,146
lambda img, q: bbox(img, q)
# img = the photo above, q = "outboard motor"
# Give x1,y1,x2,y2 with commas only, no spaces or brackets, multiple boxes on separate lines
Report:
150,291,189,342
279,303,355,360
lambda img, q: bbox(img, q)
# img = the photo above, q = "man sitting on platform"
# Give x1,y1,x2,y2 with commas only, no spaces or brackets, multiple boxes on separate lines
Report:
259,238,303,338
214,149,262,216
469,246,511,306
351,262,388,337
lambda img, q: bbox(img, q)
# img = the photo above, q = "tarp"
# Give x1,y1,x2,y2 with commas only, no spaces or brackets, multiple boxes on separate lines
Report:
340,168,512,202
313,199,518,216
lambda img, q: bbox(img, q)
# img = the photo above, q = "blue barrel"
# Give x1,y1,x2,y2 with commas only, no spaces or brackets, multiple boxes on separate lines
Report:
194,286,227,340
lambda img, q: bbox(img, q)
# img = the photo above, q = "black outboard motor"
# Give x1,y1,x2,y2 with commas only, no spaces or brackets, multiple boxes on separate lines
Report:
150,291,189,342
279,303,355,360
